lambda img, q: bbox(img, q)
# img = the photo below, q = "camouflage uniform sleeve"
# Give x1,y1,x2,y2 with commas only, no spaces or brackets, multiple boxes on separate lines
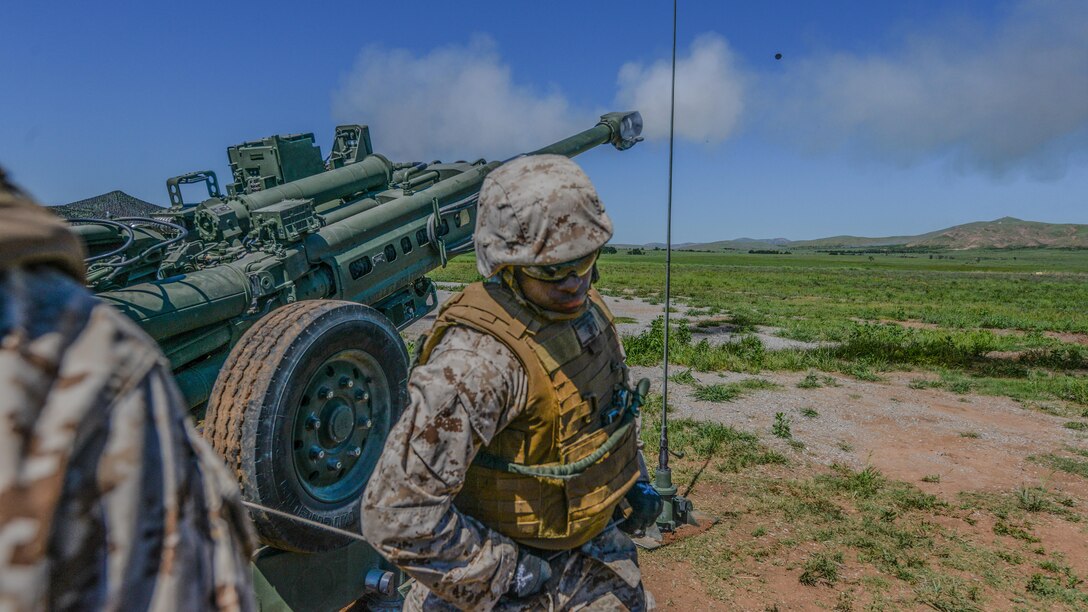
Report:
0,269,255,612
362,325,528,611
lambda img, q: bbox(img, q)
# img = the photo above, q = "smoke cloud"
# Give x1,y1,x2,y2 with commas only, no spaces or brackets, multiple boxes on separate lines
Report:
615,33,746,144
332,33,747,161
332,35,579,162
766,0,1088,179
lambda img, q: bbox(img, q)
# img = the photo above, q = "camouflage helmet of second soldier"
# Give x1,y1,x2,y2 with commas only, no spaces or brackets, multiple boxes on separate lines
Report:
474,154,613,278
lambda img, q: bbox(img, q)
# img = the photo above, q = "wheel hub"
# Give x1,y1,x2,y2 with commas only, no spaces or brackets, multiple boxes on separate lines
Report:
292,350,385,503
326,404,355,443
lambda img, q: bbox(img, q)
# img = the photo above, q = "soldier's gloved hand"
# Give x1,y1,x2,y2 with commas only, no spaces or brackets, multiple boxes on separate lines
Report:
616,481,663,535
507,547,552,599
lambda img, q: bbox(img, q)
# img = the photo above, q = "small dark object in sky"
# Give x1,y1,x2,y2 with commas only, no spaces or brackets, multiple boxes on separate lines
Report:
774,53,783,60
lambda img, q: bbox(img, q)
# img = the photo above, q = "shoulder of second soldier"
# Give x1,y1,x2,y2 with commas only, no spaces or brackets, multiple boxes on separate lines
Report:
3,268,166,380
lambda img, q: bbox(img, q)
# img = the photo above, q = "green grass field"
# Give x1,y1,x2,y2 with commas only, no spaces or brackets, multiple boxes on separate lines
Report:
598,249,1088,336
434,248,1088,332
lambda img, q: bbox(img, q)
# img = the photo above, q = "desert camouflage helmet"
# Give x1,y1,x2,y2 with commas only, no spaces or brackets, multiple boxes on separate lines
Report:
474,154,613,278
0,166,86,281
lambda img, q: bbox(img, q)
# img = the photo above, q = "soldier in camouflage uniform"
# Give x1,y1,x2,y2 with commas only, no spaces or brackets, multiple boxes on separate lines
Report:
0,169,256,611
362,155,662,611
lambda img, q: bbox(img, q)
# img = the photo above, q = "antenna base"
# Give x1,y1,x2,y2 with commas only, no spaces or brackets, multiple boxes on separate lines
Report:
631,467,712,550
653,467,693,532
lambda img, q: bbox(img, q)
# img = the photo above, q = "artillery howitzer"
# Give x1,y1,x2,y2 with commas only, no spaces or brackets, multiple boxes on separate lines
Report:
68,112,643,610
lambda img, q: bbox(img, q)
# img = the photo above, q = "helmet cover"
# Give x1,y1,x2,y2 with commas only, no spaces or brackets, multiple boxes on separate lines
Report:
474,154,612,277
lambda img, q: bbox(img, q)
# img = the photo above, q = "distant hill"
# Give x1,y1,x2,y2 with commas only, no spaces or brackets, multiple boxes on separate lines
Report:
681,238,791,251
642,237,796,251
755,237,792,246
626,217,1088,251
908,217,1088,249
50,191,165,219
789,231,944,249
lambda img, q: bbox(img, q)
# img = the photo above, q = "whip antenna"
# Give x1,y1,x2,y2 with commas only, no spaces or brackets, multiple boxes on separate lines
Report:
637,0,711,546
641,0,695,540
659,0,678,474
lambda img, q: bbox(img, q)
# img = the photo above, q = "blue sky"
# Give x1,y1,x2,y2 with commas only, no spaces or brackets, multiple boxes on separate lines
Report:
2,0,1085,244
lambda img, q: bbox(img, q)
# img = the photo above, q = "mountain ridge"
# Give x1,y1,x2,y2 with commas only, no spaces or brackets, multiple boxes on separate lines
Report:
622,217,1088,251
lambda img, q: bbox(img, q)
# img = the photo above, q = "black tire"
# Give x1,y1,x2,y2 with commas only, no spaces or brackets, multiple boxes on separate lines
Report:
204,300,408,552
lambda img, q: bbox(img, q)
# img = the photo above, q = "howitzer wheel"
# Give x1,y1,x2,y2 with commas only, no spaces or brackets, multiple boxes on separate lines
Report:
203,300,409,552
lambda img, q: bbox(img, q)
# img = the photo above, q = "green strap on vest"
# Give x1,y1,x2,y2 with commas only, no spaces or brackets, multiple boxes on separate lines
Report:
473,412,634,481
472,379,651,481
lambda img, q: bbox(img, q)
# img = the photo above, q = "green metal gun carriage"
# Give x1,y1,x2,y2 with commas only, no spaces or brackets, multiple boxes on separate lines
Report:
69,112,642,610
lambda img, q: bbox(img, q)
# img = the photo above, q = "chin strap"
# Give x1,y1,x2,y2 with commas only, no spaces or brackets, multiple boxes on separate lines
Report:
496,268,528,304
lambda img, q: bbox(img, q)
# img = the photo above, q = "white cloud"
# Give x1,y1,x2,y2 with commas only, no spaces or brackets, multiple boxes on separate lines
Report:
331,35,580,162
766,0,1088,179
615,33,746,144
332,33,747,160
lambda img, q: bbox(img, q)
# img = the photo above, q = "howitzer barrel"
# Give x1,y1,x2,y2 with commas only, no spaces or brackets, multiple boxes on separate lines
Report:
305,162,497,260
320,197,381,225
97,259,333,342
529,111,643,157
307,111,643,259
526,123,613,158
97,265,253,342
239,154,393,210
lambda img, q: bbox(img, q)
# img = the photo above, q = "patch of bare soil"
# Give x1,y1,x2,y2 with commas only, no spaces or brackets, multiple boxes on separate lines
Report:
642,557,731,611
634,366,1088,610
879,319,942,331
648,368,1086,497
1046,331,1088,346
983,350,1025,360
690,321,830,351
600,294,694,338
640,476,919,610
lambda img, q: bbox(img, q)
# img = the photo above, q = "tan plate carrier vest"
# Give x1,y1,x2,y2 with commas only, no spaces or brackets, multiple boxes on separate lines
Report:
417,281,641,550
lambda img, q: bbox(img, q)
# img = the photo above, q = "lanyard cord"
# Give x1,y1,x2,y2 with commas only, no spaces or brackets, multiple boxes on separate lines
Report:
241,500,371,544
241,500,622,561
658,0,678,473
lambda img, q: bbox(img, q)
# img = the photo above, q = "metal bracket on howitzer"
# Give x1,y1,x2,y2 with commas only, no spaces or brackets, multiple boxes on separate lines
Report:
430,196,448,267
66,111,644,611
167,170,222,208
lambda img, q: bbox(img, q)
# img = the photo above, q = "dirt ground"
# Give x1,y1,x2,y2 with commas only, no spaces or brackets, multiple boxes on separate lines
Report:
411,287,1088,609
634,365,1088,610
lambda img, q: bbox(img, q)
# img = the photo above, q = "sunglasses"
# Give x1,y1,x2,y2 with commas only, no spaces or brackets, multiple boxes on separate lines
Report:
520,250,599,282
